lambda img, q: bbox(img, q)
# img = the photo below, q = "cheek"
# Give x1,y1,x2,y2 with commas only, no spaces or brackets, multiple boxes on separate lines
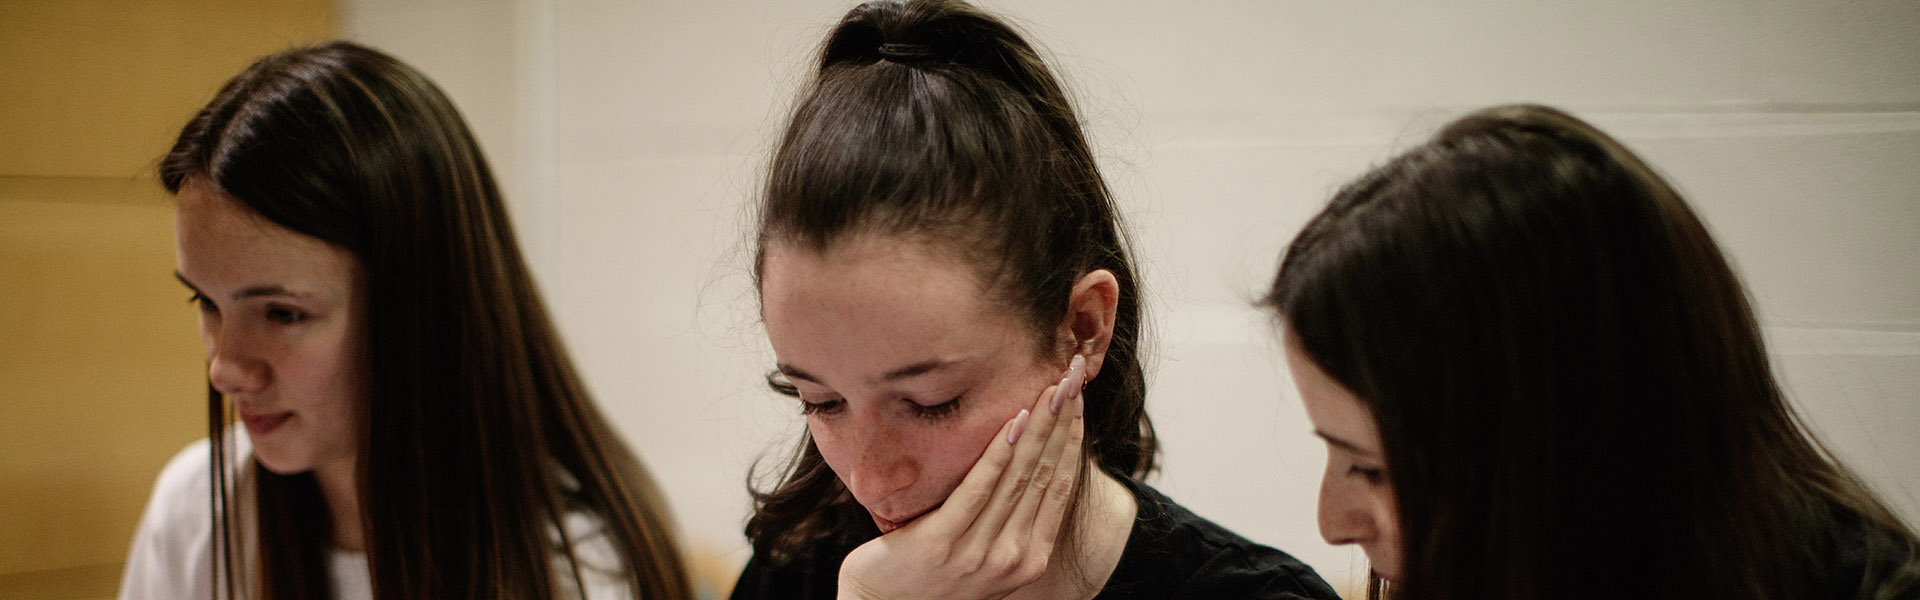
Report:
806,418,852,471
919,416,1004,485
294,327,365,434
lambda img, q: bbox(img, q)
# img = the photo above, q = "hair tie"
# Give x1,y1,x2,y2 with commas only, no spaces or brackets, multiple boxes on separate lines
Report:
877,42,933,62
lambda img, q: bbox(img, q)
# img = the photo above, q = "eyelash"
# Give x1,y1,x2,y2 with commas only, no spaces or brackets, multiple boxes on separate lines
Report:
911,397,961,420
798,396,963,421
267,306,308,324
186,293,307,324
800,398,843,416
1347,464,1387,484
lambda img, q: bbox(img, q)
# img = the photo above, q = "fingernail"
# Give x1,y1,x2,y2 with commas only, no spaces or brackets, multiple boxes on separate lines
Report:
1008,409,1030,444
1065,354,1087,391
1051,354,1087,414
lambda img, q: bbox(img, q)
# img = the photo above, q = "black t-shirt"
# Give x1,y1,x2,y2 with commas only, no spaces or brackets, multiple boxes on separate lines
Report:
1822,508,1920,600
729,477,1340,599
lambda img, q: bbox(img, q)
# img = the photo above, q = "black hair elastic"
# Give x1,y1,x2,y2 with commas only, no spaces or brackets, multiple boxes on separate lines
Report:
877,42,934,62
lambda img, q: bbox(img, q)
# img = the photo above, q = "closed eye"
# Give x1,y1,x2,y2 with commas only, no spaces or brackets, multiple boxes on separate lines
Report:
909,397,961,420
1347,464,1386,485
800,397,845,416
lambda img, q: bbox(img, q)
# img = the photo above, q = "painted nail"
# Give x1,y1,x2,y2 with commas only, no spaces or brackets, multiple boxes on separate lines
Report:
1008,409,1031,444
1052,355,1086,414
1053,354,1087,414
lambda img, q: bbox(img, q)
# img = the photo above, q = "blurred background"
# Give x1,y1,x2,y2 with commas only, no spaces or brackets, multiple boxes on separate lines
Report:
2,1,1916,598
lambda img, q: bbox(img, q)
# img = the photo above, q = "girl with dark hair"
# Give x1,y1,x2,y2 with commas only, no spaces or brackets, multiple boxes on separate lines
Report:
734,1,1338,599
1265,104,1920,600
118,42,692,600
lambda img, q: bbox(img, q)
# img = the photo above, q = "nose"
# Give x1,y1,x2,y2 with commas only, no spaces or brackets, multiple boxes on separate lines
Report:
839,421,918,510
205,325,268,395
1317,474,1376,547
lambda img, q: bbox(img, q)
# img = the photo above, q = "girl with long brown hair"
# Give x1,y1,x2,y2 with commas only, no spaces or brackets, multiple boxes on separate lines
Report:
118,42,692,599
1266,104,1920,600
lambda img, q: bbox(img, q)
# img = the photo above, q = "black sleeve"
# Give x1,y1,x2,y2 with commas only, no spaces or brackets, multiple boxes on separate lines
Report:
1098,479,1342,600
728,549,843,600
1147,544,1342,600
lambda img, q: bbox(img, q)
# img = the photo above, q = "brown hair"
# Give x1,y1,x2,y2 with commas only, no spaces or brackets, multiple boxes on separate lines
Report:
745,0,1155,563
161,41,692,599
1265,104,1919,600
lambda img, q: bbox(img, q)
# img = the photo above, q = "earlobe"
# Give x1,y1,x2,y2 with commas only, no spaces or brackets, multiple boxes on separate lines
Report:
1061,269,1121,379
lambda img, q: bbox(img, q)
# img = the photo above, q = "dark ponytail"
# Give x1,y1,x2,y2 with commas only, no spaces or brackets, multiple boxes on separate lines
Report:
748,0,1154,561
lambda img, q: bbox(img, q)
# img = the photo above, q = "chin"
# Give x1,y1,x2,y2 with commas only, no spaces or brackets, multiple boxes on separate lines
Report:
248,449,313,476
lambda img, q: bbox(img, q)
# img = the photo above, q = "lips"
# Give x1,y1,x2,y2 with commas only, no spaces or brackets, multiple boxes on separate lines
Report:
239,410,293,436
871,505,937,534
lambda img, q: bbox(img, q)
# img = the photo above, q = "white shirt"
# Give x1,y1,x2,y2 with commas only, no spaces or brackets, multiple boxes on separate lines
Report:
118,433,633,599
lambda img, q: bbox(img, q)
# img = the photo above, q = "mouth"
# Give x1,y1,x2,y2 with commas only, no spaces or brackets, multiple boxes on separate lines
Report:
871,505,938,534
239,410,293,436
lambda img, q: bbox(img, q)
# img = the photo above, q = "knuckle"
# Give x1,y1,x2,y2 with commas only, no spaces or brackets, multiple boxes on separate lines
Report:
987,544,1023,574
1027,462,1056,493
1007,472,1033,495
1047,473,1078,502
1015,556,1050,582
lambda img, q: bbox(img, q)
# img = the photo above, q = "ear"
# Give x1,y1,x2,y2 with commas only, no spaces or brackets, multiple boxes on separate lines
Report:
1056,269,1120,380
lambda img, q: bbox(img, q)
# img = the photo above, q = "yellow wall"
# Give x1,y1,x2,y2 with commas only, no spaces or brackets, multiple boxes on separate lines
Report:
0,0,333,595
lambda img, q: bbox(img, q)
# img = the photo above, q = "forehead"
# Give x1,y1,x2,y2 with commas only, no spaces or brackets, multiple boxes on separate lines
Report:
761,234,1028,381
174,179,358,291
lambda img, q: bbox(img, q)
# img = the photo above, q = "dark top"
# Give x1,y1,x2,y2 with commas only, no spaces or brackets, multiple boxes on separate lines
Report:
730,477,1340,600
1823,508,1920,600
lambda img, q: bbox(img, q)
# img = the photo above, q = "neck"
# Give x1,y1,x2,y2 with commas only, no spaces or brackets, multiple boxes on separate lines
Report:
1006,465,1138,600
313,458,365,552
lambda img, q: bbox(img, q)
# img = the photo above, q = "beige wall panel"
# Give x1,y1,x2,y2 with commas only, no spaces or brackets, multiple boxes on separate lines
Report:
0,0,335,179
0,0,336,592
0,196,203,575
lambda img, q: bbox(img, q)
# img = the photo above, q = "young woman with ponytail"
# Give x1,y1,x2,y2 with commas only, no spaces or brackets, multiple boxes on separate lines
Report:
735,2,1339,599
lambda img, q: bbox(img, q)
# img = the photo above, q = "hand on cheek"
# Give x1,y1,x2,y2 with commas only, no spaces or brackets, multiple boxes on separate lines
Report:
837,356,1088,600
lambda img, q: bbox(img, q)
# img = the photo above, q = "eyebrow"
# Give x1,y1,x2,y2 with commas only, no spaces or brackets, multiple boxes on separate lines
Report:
174,271,313,301
1314,430,1380,458
776,358,957,386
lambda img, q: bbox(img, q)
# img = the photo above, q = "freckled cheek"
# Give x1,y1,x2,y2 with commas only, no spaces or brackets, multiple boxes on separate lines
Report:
917,418,1005,494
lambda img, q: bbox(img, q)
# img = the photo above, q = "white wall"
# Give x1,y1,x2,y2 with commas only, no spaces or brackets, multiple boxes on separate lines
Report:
342,1,1920,595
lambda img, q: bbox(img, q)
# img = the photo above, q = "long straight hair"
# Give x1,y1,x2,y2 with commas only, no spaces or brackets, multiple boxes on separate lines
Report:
1265,104,1919,600
161,42,692,600
745,0,1154,563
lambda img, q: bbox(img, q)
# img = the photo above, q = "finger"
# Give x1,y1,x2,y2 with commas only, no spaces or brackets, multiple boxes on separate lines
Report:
958,379,1062,550
912,413,1021,539
1004,356,1087,535
1025,390,1086,559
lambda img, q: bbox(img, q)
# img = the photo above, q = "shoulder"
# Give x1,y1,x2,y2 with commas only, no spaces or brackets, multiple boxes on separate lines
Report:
131,438,237,551
729,522,867,600
1100,479,1340,600
1824,509,1920,600
119,437,251,600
